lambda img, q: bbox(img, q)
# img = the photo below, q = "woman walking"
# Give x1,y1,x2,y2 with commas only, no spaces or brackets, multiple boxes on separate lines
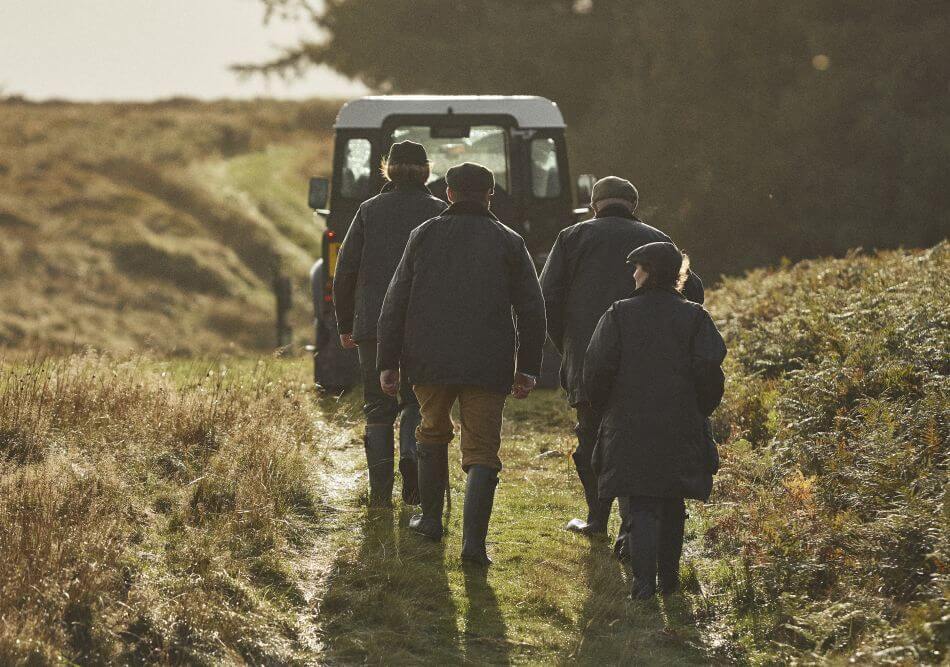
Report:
334,141,446,507
583,241,726,598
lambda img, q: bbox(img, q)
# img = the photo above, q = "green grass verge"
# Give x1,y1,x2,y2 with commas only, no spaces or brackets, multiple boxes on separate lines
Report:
317,390,714,665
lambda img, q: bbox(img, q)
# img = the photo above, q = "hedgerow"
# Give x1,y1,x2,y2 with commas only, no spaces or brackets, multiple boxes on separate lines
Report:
700,243,948,664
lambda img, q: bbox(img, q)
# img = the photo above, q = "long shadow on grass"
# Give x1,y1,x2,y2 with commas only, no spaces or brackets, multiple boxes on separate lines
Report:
462,567,511,665
321,507,462,663
572,543,709,665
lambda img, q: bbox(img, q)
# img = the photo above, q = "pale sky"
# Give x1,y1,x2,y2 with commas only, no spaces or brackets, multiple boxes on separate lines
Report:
0,0,369,101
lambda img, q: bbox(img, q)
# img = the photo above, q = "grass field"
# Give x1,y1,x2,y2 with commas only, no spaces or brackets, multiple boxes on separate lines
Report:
0,97,336,355
2,245,945,665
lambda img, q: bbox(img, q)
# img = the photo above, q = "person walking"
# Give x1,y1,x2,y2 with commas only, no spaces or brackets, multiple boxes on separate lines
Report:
376,162,546,565
334,141,447,507
539,177,704,537
583,241,726,598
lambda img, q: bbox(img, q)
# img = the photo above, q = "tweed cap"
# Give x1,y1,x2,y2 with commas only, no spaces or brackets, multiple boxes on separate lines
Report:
626,241,683,274
446,162,495,193
387,140,429,165
591,176,639,209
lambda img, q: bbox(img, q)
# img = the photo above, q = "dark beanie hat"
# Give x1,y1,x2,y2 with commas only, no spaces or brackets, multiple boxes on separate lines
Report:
445,162,495,193
387,141,429,166
626,241,683,273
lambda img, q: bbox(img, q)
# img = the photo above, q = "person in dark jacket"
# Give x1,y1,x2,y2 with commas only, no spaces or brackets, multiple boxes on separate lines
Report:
334,141,447,507
377,162,546,565
583,241,726,599
540,176,704,537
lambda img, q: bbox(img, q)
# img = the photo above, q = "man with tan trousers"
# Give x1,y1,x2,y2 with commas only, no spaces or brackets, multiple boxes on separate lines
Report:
376,162,546,566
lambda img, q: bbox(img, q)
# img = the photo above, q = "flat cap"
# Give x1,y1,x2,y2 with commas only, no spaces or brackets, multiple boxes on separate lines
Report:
626,241,683,273
387,140,429,165
591,176,639,208
446,162,495,193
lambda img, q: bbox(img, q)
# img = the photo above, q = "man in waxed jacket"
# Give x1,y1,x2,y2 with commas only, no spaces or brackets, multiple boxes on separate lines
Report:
540,176,704,537
377,162,546,566
334,141,446,507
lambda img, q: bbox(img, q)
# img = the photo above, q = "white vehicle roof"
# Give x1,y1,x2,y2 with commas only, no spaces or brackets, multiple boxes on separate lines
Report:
334,95,565,129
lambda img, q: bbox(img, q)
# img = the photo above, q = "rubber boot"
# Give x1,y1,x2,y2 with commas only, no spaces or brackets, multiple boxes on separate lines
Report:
409,443,447,541
364,424,394,508
398,404,421,505
565,448,612,536
460,465,499,566
657,500,686,596
628,503,658,599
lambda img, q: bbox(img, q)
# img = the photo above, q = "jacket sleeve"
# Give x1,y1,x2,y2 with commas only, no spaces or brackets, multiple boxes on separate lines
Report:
332,208,364,335
683,269,705,305
692,310,727,415
511,239,547,377
376,233,415,372
539,231,569,353
583,305,622,409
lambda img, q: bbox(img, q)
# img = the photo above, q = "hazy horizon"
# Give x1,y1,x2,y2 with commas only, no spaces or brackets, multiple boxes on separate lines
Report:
0,0,369,102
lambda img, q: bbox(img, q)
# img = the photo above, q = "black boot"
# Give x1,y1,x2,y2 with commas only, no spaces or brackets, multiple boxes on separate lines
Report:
398,405,421,505
409,443,447,541
657,500,686,596
460,465,499,566
628,502,658,599
364,424,394,508
566,450,612,536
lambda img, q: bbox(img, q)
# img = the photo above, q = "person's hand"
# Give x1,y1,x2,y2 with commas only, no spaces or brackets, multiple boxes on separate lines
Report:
512,372,537,399
380,369,400,396
339,333,356,349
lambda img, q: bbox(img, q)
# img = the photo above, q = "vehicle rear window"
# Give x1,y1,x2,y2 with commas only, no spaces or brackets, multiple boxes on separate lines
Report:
531,137,561,199
392,125,509,191
341,138,371,199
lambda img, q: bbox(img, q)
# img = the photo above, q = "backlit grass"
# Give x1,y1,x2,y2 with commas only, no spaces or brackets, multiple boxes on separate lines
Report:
317,390,712,665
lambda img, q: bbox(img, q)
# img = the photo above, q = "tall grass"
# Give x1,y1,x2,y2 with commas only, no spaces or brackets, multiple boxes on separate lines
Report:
699,243,949,664
0,354,326,664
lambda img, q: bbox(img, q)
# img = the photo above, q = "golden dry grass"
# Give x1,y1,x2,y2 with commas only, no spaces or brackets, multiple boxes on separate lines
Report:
0,354,331,664
0,97,336,355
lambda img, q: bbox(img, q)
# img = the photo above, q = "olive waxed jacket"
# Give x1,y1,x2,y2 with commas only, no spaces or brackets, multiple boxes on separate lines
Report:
583,288,726,501
333,183,446,342
377,201,546,394
540,206,704,406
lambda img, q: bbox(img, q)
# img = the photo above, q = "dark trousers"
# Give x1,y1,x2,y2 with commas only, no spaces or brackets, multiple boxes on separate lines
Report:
357,340,419,460
626,496,686,590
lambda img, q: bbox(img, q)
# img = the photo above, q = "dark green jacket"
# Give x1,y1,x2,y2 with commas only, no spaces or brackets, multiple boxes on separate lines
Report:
334,183,446,342
377,201,546,394
583,288,726,500
540,206,704,406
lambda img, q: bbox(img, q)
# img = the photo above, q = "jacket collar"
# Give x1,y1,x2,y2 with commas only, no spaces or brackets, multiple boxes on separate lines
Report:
380,181,432,195
632,285,685,299
594,203,641,221
443,200,499,220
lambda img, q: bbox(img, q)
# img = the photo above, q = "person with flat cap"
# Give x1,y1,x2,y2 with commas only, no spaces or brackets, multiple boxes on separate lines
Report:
583,241,726,599
377,162,546,565
540,176,705,539
334,141,446,507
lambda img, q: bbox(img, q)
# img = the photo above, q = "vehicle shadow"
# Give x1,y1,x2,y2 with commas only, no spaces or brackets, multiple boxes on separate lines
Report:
462,566,511,665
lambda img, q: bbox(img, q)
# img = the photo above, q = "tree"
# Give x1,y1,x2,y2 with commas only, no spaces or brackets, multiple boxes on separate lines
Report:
244,0,950,278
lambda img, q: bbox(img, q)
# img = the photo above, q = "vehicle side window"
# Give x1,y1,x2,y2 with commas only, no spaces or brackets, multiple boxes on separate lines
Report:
340,138,371,199
530,137,561,199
